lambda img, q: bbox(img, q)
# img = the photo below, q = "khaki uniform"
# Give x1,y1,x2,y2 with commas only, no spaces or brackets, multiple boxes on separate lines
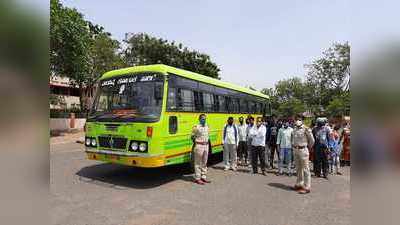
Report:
292,125,315,189
192,124,210,180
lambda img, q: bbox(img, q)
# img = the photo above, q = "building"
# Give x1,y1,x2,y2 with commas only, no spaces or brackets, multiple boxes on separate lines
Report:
49,76,81,109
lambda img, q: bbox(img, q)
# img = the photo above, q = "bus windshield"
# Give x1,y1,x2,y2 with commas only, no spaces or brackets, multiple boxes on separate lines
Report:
89,73,164,122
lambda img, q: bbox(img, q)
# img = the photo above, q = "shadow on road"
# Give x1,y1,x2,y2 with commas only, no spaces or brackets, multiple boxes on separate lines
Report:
268,182,294,191
76,152,222,190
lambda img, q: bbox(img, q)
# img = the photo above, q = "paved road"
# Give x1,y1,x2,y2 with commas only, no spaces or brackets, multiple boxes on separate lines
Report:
51,142,350,225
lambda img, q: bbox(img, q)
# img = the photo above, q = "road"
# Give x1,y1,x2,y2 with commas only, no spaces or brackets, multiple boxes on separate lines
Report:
51,142,350,225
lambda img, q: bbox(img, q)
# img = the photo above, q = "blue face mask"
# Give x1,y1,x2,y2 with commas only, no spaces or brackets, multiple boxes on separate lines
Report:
200,118,206,125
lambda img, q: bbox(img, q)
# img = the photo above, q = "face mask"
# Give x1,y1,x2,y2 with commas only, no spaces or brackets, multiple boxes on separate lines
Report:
200,118,206,125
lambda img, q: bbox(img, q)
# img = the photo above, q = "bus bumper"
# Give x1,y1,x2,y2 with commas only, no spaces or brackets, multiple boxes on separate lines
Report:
85,149,165,168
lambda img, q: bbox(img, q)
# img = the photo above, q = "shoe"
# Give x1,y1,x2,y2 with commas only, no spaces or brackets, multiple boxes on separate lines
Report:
298,188,311,194
292,185,302,191
201,178,211,183
288,173,292,177
323,175,329,180
232,167,237,171
336,172,343,175
261,171,267,176
224,167,229,171
194,179,205,185
253,171,258,174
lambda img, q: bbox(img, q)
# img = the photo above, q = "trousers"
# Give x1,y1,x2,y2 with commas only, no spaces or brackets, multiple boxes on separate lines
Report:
294,147,311,189
251,146,266,172
223,143,237,169
194,143,209,180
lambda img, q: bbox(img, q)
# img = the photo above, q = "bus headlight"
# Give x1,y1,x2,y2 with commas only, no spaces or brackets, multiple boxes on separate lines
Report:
91,138,97,147
85,138,91,146
139,143,147,152
130,142,139,151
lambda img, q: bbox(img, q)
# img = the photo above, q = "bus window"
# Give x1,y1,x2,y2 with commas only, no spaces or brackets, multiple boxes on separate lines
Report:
218,96,226,112
194,91,204,112
178,89,194,111
213,95,220,112
203,93,214,112
167,88,177,110
169,116,178,134
240,98,248,113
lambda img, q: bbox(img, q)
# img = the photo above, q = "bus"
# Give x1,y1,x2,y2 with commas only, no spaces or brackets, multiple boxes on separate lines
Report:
85,64,270,168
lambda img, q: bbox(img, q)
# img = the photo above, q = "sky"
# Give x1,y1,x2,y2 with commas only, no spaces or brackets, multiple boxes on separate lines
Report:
35,0,400,90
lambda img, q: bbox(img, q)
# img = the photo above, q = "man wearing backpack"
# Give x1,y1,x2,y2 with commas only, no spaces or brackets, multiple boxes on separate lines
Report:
223,117,239,171
312,117,331,179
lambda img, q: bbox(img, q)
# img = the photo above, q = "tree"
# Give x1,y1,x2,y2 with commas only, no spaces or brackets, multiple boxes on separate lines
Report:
123,33,220,78
262,77,308,117
305,42,350,114
50,0,123,111
50,0,92,110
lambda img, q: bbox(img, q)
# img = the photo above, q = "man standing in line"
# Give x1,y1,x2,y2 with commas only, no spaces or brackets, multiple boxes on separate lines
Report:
266,120,279,169
237,117,247,166
312,118,331,179
246,116,255,168
276,121,293,176
249,117,267,175
222,117,239,171
192,114,211,185
292,119,315,194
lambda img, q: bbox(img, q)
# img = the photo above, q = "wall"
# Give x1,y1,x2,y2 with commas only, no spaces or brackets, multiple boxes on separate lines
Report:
50,118,86,131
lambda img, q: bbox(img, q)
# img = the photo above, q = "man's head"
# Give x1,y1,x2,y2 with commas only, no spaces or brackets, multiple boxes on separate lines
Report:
283,121,289,128
295,119,303,128
239,117,244,124
249,116,254,125
316,117,325,127
256,117,262,127
227,117,234,125
199,114,206,125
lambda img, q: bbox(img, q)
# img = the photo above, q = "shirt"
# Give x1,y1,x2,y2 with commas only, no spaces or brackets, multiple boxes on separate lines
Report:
246,124,254,144
192,124,209,143
237,123,247,142
292,125,314,148
249,124,267,147
223,124,238,145
276,127,293,148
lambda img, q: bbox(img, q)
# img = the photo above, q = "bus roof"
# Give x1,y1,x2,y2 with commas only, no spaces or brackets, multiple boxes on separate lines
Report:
101,64,269,99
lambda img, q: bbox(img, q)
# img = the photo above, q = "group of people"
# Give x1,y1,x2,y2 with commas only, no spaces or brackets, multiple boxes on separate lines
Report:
191,114,349,194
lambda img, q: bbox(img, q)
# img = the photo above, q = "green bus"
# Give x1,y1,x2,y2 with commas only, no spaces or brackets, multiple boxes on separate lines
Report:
85,64,270,168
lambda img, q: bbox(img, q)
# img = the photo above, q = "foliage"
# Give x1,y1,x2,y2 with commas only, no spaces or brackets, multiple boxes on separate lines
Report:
264,42,350,118
305,42,350,111
50,0,123,111
123,33,220,79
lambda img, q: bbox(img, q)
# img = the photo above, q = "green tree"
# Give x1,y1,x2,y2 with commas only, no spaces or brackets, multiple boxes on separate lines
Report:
50,0,92,110
123,33,220,78
305,42,350,115
50,0,123,111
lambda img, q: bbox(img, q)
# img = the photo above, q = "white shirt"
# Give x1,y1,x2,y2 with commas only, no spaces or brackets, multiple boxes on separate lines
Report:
276,127,293,148
223,124,238,145
249,124,266,147
237,123,247,142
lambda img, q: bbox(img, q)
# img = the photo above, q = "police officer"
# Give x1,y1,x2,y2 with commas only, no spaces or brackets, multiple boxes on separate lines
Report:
192,114,211,185
312,117,331,179
292,119,315,194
